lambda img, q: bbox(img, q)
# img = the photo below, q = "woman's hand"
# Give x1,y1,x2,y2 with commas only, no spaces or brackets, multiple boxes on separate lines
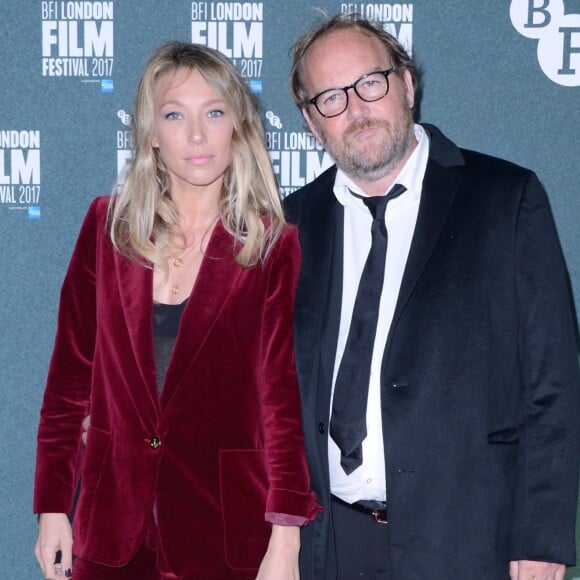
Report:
255,524,300,580
34,513,73,578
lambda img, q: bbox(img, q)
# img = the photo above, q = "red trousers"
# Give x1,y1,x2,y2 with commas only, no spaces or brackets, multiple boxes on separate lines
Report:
72,521,180,579
73,542,160,579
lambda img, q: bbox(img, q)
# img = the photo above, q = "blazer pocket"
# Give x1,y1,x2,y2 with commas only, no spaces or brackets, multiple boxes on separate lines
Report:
74,426,112,544
218,449,270,571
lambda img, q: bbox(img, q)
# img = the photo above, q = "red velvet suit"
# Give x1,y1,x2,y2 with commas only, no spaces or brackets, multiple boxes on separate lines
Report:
34,196,320,578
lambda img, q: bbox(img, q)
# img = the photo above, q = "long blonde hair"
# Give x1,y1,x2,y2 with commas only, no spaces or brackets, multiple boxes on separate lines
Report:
110,41,285,269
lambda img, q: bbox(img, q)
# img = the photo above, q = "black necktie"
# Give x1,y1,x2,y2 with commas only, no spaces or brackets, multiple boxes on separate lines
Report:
330,184,407,474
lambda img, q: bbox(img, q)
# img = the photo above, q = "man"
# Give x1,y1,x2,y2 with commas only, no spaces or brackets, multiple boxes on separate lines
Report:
284,13,580,580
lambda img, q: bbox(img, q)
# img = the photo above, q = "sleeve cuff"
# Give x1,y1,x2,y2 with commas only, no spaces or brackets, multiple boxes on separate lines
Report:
265,488,324,524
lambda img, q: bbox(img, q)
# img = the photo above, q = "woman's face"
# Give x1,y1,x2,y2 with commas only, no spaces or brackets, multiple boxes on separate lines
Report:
152,67,234,201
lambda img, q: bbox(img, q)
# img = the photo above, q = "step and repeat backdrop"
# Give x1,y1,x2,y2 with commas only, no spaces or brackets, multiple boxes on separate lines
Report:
1,1,579,576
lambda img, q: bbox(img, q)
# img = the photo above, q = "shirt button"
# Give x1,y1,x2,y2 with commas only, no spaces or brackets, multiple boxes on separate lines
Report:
318,422,326,434
149,437,161,449
366,478,373,484
392,381,409,389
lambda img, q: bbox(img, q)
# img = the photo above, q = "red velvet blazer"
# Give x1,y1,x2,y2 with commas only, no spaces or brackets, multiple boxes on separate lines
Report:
34,196,320,578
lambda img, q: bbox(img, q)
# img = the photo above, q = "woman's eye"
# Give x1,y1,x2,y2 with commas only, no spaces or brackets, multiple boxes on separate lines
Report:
165,111,183,120
207,109,224,118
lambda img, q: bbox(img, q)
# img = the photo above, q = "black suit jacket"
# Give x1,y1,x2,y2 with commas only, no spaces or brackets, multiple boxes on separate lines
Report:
284,124,580,579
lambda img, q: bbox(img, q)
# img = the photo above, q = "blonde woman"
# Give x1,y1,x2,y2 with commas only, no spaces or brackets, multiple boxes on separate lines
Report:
34,42,320,580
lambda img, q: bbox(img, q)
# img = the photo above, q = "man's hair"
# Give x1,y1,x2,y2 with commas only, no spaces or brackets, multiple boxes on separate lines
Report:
290,12,417,107
110,41,284,270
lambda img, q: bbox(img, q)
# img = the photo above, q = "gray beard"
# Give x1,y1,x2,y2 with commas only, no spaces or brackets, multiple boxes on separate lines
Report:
321,111,414,183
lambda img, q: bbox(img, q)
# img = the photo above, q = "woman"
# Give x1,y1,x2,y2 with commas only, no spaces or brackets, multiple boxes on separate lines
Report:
34,42,320,579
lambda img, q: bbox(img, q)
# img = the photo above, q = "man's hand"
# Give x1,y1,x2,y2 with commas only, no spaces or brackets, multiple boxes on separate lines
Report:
509,560,565,580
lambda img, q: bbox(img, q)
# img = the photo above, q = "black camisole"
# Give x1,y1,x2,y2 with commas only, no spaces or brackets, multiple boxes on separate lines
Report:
153,300,187,393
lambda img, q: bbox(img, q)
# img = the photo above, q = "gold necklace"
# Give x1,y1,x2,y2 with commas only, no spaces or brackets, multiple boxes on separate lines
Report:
170,238,199,268
166,216,219,295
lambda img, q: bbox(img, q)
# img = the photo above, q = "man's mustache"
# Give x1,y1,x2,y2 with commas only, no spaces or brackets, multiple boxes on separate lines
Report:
344,118,391,139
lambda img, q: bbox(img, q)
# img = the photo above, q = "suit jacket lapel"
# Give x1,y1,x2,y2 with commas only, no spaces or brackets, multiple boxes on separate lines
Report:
291,177,342,492
390,124,465,335
293,181,341,420
319,203,343,404
115,250,159,416
161,221,243,406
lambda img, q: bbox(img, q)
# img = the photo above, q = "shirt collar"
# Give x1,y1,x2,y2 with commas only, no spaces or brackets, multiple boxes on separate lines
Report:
333,123,429,207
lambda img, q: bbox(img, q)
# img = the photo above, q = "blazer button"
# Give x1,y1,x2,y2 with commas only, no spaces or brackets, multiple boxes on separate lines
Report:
149,437,161,449
318,422,325,434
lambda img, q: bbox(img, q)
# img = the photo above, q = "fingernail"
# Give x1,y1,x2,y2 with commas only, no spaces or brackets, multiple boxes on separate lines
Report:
65,570,72,578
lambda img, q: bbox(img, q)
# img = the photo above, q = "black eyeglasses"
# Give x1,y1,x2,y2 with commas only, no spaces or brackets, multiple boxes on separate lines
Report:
304,68,396,118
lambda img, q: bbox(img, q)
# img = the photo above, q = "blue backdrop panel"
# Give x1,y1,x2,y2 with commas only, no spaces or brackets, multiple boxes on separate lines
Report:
0,2,578,576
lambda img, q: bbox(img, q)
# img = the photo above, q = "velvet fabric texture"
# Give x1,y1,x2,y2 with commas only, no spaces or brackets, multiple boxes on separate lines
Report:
34,196,321,578
285,124,580,579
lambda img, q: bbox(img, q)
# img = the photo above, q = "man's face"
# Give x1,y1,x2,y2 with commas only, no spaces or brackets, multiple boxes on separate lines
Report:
301,29,416,187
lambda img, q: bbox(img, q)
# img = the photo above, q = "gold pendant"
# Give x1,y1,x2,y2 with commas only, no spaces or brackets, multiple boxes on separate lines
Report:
171,285,179,294
173,257,183,267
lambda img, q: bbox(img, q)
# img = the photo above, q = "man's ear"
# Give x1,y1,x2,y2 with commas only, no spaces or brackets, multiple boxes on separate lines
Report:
402,69,415,110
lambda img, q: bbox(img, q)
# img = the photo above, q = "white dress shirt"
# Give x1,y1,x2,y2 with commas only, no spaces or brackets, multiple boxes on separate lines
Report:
329,124,430,503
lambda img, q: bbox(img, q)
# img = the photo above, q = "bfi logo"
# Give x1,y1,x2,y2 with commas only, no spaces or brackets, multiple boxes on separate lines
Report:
510,0,580,86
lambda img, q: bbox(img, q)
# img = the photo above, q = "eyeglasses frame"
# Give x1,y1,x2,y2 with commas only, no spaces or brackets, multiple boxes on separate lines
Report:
303,67,397,118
